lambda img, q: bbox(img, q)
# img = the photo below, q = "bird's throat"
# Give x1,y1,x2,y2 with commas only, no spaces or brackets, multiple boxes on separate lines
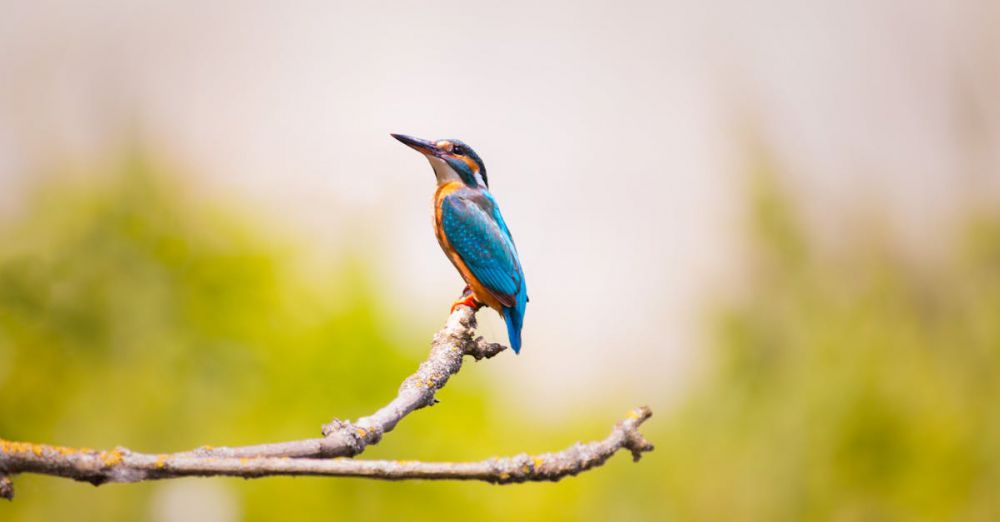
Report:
427,156,462,184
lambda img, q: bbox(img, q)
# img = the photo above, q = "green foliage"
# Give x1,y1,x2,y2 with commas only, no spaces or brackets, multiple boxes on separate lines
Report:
635,175,1000,521
0,154,495,520
2,153,999,520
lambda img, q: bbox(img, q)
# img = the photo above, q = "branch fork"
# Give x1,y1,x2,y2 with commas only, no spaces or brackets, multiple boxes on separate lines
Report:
0,306,652,499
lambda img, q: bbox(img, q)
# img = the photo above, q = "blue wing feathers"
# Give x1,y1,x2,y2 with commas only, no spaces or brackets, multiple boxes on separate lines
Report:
441,192,528,352
440,195,522,298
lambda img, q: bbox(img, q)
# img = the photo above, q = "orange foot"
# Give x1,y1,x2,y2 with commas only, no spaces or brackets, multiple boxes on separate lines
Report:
451,291,484,313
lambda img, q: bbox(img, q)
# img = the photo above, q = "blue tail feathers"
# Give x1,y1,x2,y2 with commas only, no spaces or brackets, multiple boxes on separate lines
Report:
502,283,528,354
502,308,522,354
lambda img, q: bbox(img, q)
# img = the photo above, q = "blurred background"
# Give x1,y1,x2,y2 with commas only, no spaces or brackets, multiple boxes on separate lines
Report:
1,1,999,520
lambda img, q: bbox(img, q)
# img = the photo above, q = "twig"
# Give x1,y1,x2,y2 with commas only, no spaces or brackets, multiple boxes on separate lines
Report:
0,475,13,501
0,306,654,495
0,407,652,486
174,305,504,460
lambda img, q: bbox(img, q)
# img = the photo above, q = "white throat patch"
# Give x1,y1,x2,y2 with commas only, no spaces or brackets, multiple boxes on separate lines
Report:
427,156,462,184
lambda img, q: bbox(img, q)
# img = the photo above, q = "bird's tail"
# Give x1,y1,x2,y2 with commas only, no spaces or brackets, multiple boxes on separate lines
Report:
502,283,528,354
502,308,522,354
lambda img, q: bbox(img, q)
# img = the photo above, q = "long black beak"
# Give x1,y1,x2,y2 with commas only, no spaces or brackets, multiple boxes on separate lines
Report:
391,133,442,157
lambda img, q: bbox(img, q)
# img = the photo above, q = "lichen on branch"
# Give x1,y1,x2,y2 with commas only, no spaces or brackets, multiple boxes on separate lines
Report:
0,306,652,498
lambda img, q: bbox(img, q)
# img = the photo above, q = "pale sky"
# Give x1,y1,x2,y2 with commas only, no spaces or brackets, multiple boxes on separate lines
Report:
1,0,998,421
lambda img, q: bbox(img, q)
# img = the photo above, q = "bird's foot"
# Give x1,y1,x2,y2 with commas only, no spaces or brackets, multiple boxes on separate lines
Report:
451,292,483,313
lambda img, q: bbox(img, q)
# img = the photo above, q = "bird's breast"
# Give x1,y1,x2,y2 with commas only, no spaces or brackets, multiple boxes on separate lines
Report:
433,181,464,232
431,183,505,312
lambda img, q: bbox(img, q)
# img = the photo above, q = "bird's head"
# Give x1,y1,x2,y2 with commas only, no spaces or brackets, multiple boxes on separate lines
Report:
392,134,488,188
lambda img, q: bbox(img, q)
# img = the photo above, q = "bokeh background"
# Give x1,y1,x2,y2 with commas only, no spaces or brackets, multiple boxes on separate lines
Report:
2,1,999,520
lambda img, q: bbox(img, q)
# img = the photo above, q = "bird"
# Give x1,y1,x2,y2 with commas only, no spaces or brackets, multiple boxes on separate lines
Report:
392,133,528,353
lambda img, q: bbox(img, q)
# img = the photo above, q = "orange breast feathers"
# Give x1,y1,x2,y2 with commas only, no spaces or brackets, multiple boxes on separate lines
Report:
432,183,505,312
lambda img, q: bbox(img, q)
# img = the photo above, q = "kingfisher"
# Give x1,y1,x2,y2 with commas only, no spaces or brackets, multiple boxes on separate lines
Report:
392,134,528,353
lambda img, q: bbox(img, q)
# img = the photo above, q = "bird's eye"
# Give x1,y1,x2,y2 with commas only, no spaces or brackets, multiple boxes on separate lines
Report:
452,145,464,155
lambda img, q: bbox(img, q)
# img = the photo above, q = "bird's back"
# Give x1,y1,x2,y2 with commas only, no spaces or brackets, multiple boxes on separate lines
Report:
434,183,527,351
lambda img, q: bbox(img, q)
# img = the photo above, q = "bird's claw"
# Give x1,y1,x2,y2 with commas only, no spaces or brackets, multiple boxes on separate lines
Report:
451,292,483,313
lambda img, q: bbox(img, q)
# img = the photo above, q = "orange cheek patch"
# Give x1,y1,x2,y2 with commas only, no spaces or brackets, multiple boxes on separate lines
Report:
460,156,478,173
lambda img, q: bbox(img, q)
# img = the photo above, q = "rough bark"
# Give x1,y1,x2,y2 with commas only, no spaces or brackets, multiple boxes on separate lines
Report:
0,306,653,499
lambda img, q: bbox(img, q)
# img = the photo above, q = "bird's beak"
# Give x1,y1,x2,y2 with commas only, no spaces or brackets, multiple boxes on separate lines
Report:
391,133,443,157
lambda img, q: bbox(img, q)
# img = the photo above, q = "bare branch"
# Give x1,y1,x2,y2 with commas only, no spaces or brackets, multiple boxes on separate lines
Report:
0,306,654,495
0,407,652,485
172,306,504,460
0,475,13,501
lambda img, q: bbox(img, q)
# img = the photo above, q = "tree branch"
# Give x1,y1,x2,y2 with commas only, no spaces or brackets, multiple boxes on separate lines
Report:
176,306,505,460
0,407,652,490
0,306,653,498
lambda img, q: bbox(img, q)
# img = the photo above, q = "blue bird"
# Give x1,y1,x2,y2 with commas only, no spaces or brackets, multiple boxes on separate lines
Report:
392,134,528,353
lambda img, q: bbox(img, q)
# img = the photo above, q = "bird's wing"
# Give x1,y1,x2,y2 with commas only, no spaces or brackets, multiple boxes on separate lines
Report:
440,193,523,306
